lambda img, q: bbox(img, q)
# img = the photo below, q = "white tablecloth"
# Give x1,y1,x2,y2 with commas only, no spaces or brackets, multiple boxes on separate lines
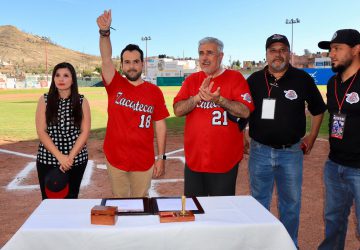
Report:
2,196,296,250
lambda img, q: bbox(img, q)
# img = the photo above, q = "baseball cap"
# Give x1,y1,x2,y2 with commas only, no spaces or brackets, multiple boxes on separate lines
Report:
45,168,69,199
266,34,290,49
318,29,360,49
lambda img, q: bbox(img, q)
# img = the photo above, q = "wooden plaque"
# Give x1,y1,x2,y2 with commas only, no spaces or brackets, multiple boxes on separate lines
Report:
159,211,195,223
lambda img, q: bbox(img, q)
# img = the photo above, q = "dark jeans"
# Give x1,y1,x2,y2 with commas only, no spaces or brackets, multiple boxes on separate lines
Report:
184,162,239,197
318,159,360,250
248,139,303,248
36,160,87,200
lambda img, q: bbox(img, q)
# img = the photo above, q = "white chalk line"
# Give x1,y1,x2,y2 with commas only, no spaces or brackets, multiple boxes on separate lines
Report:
1,148,186,193
6,160,94,190
0,148,36,159
165,148,184,156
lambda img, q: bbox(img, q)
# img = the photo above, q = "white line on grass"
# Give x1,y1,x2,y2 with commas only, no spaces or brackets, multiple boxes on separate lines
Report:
2,147,186,193
0,149,37,159
165,148,184,156
81,160,94,187
6,160,94,191
149,179,184,197
7,162,38,190
96,164,107,169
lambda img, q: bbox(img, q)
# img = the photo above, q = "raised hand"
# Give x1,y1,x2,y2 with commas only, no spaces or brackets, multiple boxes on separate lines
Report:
96,9,112,30
198,76,221,102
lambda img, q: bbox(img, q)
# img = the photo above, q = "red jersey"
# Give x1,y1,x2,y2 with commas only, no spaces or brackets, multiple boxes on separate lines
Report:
174,70,254,173
104,71,169,171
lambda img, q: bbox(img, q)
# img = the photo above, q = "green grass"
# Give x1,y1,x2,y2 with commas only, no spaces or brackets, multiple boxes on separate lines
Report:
0,88,47,141
0,86,329,141
0,87,182,141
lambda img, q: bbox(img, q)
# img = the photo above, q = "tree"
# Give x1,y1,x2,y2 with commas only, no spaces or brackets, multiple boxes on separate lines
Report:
82,69,92,77
231,60,241,70
94,66,102,74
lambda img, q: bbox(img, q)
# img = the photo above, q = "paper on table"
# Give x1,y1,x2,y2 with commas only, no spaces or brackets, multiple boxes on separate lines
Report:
157,198,197,211
106,199,144,212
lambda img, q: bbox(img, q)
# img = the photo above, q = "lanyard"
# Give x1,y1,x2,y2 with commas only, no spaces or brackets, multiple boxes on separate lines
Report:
264,70,273,98
334,70,358,113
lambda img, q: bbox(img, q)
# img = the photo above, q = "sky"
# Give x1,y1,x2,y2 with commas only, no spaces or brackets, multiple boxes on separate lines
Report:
1,0,359,65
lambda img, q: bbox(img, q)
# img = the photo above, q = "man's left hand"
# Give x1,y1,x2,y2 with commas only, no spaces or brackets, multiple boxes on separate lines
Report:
301,134,316,155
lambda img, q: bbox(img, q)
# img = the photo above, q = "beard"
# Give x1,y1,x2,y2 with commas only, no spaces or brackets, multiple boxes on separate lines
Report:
270,60,287,72
124,70,142,81
331,58,352,73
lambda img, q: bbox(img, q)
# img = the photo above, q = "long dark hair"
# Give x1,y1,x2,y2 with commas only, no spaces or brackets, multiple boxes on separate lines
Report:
46,62,83,127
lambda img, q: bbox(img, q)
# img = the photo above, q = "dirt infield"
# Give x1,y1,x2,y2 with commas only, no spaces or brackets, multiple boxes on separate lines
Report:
0,137,359,249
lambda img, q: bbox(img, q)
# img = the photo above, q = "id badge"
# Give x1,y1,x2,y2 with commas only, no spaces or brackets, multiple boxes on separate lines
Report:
261,98,276,119
330,113,346,139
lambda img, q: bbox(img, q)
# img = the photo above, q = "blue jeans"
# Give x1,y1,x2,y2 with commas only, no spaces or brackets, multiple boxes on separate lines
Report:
318,159,360,250
249,139,303,248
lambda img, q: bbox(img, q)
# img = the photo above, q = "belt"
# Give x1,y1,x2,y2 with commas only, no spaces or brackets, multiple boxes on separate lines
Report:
268,143,294,149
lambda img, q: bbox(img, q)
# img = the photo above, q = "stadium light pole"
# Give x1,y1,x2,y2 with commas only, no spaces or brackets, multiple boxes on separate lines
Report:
285,18,300,64
141,36,151,78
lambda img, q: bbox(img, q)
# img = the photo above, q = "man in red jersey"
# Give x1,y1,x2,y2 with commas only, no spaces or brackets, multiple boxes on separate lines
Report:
173,37,254,196
97,10,169,197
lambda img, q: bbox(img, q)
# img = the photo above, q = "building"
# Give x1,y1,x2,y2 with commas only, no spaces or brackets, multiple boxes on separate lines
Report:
314,57,331,68
145,57,198,85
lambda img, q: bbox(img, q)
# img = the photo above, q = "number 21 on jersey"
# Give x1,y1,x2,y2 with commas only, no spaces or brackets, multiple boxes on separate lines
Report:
212,110,228,126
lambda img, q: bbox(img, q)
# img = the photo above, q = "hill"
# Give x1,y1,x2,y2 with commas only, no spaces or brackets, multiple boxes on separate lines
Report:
0,25,102,74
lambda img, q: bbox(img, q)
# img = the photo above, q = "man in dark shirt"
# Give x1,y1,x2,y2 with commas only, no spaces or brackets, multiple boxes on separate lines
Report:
246,34,326,248
318,29,360,250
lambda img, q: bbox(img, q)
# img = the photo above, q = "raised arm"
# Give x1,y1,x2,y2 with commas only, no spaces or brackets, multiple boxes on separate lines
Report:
97,9,115,85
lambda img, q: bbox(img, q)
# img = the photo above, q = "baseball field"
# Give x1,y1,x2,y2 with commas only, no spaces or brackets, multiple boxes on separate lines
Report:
0,86,358,249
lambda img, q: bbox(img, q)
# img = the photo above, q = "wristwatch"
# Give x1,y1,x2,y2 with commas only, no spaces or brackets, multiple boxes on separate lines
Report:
158,154,167,160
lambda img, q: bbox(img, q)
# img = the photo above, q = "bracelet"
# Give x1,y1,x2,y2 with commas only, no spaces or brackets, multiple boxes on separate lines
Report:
99,29,110,37
157,154,167,160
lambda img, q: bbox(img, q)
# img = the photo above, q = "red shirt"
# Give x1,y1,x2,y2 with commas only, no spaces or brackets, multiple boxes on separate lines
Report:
174,70,254,173
104,71,169,171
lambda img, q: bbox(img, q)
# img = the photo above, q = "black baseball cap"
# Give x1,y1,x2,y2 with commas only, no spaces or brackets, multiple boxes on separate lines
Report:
266,34,290,49
45,168,69,199
318,29,360,49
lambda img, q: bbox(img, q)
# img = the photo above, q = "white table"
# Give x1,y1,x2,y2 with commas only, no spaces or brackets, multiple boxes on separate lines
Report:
2,196,296,250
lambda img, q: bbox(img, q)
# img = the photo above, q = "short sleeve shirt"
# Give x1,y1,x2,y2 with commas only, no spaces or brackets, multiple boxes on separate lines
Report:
174,70,254,173
327,70,360,168
103,70,170,171
248,65,326,145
